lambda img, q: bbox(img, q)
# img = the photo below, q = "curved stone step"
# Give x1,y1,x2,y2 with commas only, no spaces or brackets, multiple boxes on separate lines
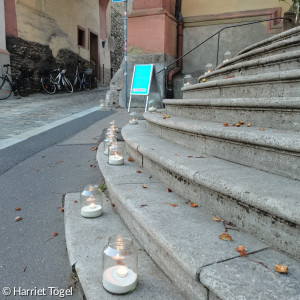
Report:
198,50,300,83
163,97,300,131
183,70,300,99
237,26,300,56
96,142,300,300
144,112,300,180
121,121,300,260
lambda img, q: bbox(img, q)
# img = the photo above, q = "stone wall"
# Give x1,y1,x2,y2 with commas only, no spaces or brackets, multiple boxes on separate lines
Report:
6,36,91,94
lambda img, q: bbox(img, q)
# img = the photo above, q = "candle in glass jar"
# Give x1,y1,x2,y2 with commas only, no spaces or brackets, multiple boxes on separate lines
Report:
129,118,138,124
148,106,157,112
103,265,137,294
108,154,124,166
81,203,102,218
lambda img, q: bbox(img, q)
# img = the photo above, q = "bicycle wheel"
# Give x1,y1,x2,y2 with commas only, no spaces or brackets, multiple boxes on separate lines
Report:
73,76,81,92
41,76,56,94
63,76,73,93
82,74,92,91
0,77,13,100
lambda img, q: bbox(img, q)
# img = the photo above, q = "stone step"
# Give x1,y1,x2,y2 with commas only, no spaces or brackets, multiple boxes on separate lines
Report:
198,50,300,83
64,193,185,300
217,32,300,71
163,97,300,132
120,121,300,260
96,141,300,300
237,26,300,56
144,112,300,180
182,70,300,99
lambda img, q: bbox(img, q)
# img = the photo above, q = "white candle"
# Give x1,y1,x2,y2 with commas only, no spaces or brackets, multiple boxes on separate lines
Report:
109,155,124,165
81,204,102,218
129,119,138,124
148,107,157,112
103,266,137,294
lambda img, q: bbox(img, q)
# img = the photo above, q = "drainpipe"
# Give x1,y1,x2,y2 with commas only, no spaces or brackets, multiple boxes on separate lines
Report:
166,0,183,99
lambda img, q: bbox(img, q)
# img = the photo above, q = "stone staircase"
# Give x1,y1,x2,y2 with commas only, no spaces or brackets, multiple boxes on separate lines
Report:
97,27,300,299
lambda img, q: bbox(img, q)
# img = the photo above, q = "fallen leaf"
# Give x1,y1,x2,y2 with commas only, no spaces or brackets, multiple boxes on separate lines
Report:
219,233,233,241
167,188,172,193
190,201,198,207
163,115,167,119
275,264,288,274
246,123,251,127
89,164,93,167
201,79,206,82
128,157,134,162
224,75,234,79
111,203,115,207
235,124,240,127
187,156,193,158
170,204,178,207
52,232,58,237
235,245,245,252
213,216,220,222
15,216,23,222
136,170,142,174
166,115,171,118
142,185,147,189
60,208,64,212
90,147,98,151
15,207,21,211
227,222,236,227
238,121,244,125
223,122,229,127
140,204,148,208
259,128,265,131
36,168,39,172
74,200,78,203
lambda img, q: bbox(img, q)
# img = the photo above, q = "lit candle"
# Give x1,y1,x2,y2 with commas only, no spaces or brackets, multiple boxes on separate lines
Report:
148,106,157,112
103,265,137,294
108,154,124,166
129,118,138,124
81,203,102,218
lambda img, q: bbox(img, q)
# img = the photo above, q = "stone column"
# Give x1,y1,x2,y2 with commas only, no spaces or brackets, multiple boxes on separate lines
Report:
0,0,10,67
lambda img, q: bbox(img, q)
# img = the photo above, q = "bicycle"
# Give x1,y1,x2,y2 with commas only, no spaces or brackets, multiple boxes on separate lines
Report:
40,68,73,94
0,64,33,100
73,64,92,91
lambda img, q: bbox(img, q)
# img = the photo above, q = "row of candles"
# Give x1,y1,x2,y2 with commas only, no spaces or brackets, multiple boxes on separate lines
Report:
183,50,231,86
80,187,137,293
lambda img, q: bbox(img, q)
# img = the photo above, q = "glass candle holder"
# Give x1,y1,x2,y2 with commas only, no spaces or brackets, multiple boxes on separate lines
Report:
223,50,231,63
129,112,138,124
183,74,192,86
205,63,213,75
104,136,117,155
100,100,105,110
80,184,103,218
148,100,157,112
108,143,124,166
102,234,138,294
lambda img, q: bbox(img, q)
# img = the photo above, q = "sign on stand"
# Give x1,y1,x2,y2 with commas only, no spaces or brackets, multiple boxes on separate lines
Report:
128,64,157,112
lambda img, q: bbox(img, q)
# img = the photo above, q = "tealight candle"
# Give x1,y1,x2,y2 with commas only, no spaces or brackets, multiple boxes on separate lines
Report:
81,203,102,218
108,154,124,166
129,112,138,124
80,185,103,218
148,106,157,112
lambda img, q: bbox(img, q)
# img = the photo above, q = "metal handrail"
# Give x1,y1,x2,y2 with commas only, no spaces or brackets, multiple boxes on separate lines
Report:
157,17,288,74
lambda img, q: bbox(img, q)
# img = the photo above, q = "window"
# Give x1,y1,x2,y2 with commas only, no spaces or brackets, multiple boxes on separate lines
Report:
78,26,86,47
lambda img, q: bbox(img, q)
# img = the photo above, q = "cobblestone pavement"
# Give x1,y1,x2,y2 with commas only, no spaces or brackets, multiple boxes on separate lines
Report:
0,87,108,141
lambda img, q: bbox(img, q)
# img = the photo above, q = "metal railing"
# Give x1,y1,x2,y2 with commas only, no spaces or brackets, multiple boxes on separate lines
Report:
157,17,289,74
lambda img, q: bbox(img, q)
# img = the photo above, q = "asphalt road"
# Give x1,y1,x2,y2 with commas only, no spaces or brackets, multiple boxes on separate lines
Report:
0,109,114,299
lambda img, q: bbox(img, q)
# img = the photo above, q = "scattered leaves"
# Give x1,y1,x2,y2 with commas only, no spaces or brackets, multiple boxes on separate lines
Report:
60,208,65,212
90,147,98,151
128,157,134,162
223,122,229,127
219,232,233,241
259,128,265,131
190,201,198,207
142,185,147,189
167,188,172,193
275,264,288,274
15,207,21,211
136,170,142,174
15,216,23,222
170,204,178,207
52,232,58,237
213,216,220,222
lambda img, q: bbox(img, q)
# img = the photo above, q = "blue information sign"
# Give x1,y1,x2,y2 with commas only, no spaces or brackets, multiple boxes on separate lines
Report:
130,64,153,96
112,0,126,2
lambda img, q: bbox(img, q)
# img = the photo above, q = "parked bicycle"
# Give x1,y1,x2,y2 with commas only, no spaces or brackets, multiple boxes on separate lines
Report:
0,64,33,100
41,68,73,94
73,64,92,91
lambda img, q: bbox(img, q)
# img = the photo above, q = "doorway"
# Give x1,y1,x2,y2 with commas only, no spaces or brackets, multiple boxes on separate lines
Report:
89,31,99,79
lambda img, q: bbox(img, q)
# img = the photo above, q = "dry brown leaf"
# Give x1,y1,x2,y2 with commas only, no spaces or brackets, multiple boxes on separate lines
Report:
15,207,21,211
136,170,142,174
246,123,251,127
36,168,39,172
275,264,288,274
60,208,65,212
259,128,265,131
163,115,167,119
235,246,247,257
140,204,148,208
213,216,220,222
238,121,244,125
223,122,229,127
187,156,193,158
15,216,23,222
52,232,58,237
167,188,172,193
235,124,240,127
128,157,134,162
219,233,233,241
142,185,147,189
90,147,98,151
74,200,78,203
224,75,234,79
190,201,198,207
170,204,178,207
201,79,206,82
111,203,115,207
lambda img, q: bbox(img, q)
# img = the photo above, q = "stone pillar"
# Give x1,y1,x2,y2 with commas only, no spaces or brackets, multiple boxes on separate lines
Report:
0,0,10,67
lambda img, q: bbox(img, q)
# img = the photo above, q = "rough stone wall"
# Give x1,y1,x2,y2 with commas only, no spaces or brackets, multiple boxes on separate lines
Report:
6,36,91,94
